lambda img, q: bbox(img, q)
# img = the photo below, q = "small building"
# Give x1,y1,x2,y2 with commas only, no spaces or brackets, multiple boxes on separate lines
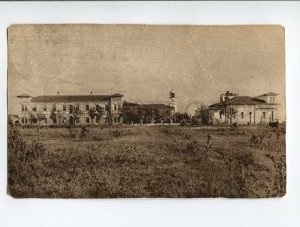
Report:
208,92,280,125
16,92,123,126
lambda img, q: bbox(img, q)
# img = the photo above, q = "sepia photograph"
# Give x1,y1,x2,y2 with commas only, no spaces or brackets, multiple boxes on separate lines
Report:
7,24,286,198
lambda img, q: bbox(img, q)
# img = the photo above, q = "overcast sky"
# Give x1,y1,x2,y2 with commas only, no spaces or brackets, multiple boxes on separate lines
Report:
8,24,285,117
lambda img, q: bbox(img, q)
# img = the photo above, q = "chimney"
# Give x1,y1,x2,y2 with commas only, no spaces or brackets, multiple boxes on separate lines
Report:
57,92,60,95
90,92,93,95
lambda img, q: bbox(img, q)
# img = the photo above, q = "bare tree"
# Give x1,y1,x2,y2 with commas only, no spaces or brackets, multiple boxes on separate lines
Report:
96,106,105,124
36,112,46,132
221,107,238,124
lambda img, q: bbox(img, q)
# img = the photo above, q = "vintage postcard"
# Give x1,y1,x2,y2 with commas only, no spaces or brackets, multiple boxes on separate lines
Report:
7,24,286,198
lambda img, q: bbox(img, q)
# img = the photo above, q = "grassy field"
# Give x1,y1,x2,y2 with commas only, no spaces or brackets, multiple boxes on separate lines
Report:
8,124,286,198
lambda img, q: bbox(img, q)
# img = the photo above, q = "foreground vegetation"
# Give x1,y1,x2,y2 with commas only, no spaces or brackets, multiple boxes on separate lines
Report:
8,124,286,198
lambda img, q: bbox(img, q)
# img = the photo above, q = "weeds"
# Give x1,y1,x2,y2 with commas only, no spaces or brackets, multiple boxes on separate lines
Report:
8,125,286,198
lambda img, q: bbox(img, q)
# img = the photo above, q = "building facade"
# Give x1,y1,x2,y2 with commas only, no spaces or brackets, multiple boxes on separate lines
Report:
16,93,123,126
208,92,280,125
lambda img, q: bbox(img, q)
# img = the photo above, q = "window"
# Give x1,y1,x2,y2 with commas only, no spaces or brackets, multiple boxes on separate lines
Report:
22,118,24,123
21,105,27,111
44,106,47,111
114,104,117,111
249,112,252,123
241,112,244,119
75,118,79,124
219,112,222,120
105,104,109,111
86,117,90,123
63,105,66,111
75,104,79,111
86,104,89,111
263,112,266,119
32,118,37,124
69,105,73,114
32,106,37,111
25,118,27,124
96,104,100,111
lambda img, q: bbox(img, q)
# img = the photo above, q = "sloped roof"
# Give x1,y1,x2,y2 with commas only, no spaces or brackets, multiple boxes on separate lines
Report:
17,94,31,98
111,93,124,97
123,101,173,109
260,92,279,96
256,92,279,99
209,96,266,108
139,104,173,109
31,95,114,103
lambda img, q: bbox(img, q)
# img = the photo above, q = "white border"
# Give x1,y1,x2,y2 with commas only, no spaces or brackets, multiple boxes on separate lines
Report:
1,2,300,227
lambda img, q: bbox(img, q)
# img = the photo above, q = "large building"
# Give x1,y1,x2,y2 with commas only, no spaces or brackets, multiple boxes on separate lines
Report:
208,92,280,125
16,92,123,126
122,90,177,124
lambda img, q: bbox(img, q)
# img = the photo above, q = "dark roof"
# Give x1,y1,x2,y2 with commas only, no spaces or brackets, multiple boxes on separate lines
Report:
123,101,173,109
111,93,123,97
31,95,114,103
139,104,173,109
17,94,31,98
209,96,266,108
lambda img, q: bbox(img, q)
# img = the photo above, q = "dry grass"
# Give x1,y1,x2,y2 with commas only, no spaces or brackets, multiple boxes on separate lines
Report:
8,124,286,198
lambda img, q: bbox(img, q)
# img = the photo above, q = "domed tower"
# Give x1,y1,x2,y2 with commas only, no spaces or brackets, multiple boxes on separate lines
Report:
168,89,177,113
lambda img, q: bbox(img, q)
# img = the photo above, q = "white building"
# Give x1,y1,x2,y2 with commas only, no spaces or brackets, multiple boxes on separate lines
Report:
208,92,280,125
16,93,123,126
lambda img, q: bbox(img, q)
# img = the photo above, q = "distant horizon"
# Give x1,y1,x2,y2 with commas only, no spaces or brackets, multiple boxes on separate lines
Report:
8,25,285,118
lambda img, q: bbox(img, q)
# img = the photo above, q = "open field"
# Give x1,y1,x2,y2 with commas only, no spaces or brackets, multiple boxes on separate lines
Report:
8,124,286,198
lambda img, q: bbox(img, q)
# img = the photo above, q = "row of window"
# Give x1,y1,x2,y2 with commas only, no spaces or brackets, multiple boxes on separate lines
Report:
20,116,121,124
21,103,121,112
219,111,266,120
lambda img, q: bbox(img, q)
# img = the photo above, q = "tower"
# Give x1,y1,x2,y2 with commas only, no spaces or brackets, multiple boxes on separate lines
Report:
168,89,177,113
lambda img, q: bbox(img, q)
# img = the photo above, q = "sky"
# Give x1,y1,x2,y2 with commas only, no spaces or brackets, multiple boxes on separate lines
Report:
8,24,285,117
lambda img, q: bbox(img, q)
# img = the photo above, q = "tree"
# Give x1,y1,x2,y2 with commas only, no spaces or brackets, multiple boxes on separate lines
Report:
28,111,36,125
220,106,238,124
96,105,105,124
50,109,57,124
174,112,191,123
56,110,64,125
88,107,98,125
36,112,46,132
72,108,83,125
196,105,210,124
122,103,141,124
